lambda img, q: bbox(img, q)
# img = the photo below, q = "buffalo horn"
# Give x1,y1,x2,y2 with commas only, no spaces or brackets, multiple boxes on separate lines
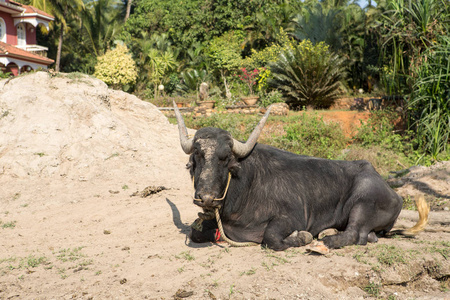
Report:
173,101,194,154
232,106,272,157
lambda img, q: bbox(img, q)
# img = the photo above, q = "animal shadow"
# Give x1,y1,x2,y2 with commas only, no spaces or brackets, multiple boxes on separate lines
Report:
165,198,220,249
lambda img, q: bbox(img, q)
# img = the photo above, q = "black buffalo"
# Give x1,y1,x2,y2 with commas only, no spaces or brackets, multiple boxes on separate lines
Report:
174,104,428,251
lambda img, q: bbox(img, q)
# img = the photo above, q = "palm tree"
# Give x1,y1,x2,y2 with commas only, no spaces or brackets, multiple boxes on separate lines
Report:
132,32,178,97
124,0,132,22
291,3,342,51
82,0,122,57
244,1,297,50
32,0,84,72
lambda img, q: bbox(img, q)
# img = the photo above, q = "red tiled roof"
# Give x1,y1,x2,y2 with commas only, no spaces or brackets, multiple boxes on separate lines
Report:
0,0,24,13
9,1,54,20
0,42,54,65
22,5,54,20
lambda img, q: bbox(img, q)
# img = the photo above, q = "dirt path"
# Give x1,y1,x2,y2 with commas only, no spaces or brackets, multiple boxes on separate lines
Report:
313,110,371,138
0,73,449,299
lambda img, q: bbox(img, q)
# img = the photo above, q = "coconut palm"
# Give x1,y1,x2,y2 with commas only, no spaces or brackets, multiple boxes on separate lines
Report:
32,0,85,72
292,3,342,51
82,0,122,57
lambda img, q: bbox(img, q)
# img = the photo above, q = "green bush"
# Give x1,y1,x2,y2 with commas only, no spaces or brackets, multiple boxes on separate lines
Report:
259,90,284,108
94,44,138,91
268,40,346,109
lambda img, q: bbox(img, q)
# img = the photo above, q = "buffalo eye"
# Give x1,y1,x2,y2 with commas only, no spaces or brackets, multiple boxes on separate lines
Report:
194,148,203,158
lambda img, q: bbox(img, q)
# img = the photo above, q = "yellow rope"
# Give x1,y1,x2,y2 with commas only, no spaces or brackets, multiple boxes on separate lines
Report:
191,173,257,247
192,172,232,201
214,207,258,247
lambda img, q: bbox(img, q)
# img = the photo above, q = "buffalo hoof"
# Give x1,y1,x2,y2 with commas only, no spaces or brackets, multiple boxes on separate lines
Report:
318,228,339,240
306,241,330,255
285,230,313,247
367,231,378,243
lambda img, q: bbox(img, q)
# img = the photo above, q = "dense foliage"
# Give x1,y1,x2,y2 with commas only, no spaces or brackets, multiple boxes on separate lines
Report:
18,0,450,161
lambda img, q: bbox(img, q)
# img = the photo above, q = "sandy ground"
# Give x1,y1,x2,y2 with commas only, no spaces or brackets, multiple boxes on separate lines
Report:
0,73,449,300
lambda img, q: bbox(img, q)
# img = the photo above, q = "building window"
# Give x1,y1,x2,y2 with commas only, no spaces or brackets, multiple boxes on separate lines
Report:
0,18,6,43
17,23,26,46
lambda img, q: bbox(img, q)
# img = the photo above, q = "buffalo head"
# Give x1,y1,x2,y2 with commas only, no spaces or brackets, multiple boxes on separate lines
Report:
174,102,271,208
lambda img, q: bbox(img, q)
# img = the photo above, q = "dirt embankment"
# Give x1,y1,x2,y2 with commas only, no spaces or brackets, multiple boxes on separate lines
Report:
0,72,449,300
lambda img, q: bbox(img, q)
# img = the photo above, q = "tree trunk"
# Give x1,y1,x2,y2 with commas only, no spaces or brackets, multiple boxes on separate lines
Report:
55,6,67,73
124,0,132,22
55,25,63,72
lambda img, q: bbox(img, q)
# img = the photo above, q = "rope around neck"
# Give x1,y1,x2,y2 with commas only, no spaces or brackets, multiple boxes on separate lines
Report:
191,173,257,247
214,207,258,247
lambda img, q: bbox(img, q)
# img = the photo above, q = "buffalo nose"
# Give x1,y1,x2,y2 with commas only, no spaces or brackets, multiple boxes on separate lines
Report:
200,193,215,206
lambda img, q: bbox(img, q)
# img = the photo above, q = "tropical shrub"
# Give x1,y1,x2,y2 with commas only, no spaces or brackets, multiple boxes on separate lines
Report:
268,40,346,109
246,29,296,68
259,90,284,108
409,36,450,160
94,44,138,90
206,31,245,98
176,69,209,94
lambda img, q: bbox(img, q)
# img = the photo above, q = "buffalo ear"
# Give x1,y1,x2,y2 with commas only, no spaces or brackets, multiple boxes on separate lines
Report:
186,155,195,171
228,157,240,175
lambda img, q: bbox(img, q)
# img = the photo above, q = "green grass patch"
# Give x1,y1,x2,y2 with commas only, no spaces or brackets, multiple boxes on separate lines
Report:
55,247,86,262
352,244,412,269
427,241,450,259
1,221,17,229
271,112,348,159
175,251,195,261
240,267,256,276
364,282,381,297
1,255,49,270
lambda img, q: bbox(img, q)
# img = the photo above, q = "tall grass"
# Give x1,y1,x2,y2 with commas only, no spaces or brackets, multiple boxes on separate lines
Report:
410,35,450,160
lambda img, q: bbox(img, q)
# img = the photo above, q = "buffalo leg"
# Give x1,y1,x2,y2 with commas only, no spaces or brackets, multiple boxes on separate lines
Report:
321,200,396,248
262,217,312,251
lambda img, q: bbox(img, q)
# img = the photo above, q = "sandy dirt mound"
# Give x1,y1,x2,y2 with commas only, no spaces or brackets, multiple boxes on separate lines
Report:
0,72,189,188
0,72,449,300
389,161,450,211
